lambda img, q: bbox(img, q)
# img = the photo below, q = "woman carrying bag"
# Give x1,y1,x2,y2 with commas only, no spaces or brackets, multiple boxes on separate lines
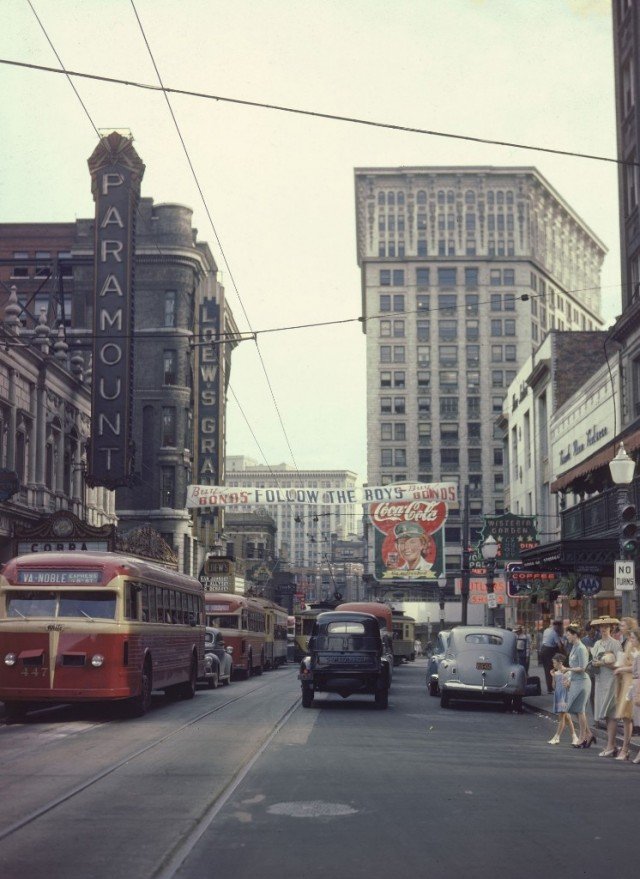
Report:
590,616,622,757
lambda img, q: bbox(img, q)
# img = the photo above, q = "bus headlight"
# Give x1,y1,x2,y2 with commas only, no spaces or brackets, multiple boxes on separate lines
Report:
4,653,17,666
91,654,104,668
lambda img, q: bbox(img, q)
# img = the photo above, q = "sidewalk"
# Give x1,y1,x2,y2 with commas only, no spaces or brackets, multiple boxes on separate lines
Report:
523,658,640,756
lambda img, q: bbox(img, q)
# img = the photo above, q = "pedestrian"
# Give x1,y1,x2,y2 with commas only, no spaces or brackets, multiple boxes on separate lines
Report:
548,653,579,745
631,632,640,762
564,624,596,748
589,616,622,757
582,624,600,650
611,620,640,762
515,625,531,673
414,639,423,658
540,620,565,694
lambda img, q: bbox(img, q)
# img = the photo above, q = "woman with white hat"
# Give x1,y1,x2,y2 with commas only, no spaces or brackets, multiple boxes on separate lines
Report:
590,616,622,757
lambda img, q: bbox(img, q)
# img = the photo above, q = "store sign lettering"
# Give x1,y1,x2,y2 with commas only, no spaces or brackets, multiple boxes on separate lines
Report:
559,424,608,466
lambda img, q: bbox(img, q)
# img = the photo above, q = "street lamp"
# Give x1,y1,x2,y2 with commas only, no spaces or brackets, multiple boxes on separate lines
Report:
609,441,638,615
482,535,499,626
437,572,447,631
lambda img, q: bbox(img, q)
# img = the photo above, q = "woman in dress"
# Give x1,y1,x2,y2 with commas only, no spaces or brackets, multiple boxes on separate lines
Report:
632,630,640,765
565,624,595,748
590,616,622,757
548,653,578,745
612,621,639,762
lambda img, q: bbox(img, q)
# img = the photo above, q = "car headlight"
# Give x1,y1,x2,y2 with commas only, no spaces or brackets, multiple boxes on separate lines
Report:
91,654,104,668
4,652,17,667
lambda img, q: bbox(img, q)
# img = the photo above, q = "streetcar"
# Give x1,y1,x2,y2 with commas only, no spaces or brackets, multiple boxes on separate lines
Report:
204,593,269,677
253,596,288,670
0,552,205,720
391,610,417,665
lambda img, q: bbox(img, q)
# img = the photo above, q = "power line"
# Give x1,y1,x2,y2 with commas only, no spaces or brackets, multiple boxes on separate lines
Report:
0,55,634,168
128,0,302,478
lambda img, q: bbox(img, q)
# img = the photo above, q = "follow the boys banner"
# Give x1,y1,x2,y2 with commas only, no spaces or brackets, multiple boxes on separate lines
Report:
186,482,458,508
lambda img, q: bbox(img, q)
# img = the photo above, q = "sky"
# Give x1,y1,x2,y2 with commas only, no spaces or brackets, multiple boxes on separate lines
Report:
0,0,618,483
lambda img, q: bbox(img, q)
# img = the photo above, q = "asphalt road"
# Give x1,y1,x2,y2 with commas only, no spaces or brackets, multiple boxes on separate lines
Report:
1,661,639,879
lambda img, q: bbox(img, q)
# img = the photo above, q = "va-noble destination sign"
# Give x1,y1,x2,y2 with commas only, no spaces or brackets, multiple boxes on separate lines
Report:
186,482,458,508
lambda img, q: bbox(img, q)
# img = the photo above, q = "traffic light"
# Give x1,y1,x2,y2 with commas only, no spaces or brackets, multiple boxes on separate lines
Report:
620,503,639,558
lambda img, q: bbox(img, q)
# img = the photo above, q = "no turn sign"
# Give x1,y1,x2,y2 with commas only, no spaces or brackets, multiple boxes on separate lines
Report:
615,560,635,591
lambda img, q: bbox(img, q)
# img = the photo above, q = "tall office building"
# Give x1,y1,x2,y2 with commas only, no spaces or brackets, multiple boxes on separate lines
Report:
354,166,606,571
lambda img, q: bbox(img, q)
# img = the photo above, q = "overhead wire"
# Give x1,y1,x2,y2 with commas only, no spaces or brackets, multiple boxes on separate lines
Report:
128,0,302,479
0,55,635,168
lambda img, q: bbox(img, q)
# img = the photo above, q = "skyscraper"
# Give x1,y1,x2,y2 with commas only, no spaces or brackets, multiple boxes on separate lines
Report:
354,166,606,572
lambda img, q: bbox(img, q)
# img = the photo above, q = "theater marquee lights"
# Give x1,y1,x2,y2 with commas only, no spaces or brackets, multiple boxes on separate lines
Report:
86,132,145,488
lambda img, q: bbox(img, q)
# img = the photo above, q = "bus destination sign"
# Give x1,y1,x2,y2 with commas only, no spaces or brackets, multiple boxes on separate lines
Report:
17,570,103,585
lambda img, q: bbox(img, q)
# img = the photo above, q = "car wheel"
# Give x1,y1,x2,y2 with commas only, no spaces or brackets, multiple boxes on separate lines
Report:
375,687,389,709
428,679,439,697
301,686,314,708
440,690,450,709
513,695,524,714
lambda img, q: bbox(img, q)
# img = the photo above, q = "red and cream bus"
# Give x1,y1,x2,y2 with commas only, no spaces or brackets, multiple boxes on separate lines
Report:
0,552,205,720
258,597,289,670
204,593,270,678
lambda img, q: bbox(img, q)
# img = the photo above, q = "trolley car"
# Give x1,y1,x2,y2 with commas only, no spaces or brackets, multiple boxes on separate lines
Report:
0,552,205,719
391,610,417,665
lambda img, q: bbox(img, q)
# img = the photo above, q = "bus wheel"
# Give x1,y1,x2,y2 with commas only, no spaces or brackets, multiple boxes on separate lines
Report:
129,661,153,717
301,686,314,708
179,656,197,700
4,702,28,723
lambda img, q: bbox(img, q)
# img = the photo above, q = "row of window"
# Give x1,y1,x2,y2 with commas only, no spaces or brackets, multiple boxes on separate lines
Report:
376,189,515,206
380,212,515,234
135,582,204,625
378,320,516,350
380,240,516,258
380,447,504,473
10,251,73,279
379,266,515,289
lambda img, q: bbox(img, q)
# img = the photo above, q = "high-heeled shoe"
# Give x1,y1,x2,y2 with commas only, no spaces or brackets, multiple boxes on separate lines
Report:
582,734,597,749
598,748,618,758
571,735,582,748
632,752,640,765
548,734,560,744
615,749,630,761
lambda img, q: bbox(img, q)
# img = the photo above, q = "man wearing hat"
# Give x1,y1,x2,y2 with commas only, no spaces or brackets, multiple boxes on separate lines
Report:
393,522,433,572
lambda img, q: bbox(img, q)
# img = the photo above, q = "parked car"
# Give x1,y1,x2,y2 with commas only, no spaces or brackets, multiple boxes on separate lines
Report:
200,627,233,689
298,611,392,709
426,630,451,697
438,626,527,711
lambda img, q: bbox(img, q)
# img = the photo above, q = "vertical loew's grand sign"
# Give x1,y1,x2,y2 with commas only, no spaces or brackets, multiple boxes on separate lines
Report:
86,132,145,488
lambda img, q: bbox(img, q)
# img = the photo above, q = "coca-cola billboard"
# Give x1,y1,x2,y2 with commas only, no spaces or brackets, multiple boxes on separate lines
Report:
370,500,447,581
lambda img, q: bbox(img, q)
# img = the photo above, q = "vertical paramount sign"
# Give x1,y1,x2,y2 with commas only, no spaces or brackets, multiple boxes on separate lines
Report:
86,132,145,488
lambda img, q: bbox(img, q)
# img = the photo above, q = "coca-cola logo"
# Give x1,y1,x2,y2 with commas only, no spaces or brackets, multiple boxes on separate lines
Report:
370,501,447,532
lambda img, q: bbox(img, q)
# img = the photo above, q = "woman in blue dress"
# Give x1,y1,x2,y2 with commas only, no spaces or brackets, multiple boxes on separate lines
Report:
565,624,596,748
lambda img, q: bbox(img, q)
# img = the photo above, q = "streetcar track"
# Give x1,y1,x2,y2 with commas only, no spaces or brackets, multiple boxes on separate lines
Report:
0,670,298,844
153,694,302,879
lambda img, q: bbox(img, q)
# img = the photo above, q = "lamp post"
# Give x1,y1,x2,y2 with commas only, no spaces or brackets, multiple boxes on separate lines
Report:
482,535,499,627
609,441,638,616
437,572,447,632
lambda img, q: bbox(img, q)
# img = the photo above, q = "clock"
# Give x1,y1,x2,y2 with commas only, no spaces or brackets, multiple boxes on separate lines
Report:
52,516,74,538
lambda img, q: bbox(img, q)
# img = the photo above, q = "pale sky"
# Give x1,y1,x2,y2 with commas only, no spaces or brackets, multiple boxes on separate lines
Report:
0,0,617,481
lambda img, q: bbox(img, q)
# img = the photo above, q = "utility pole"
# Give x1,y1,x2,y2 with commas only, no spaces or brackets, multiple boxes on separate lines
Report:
461,485,470,625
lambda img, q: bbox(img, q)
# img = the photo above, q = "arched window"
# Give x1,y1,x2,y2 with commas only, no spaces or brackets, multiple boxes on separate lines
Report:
465,190,475,203
506,190,514,205
387,192,395,206
497,191,504,205
447,190,455,204
417,190,427,205
437,190,445,204
378,192,385,205
397,191,405,206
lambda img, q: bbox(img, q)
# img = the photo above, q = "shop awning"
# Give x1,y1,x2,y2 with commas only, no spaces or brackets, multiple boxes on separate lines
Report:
550,425,640,493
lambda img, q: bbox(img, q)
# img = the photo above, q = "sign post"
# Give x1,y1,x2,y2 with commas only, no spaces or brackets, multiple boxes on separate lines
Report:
615,559,635,592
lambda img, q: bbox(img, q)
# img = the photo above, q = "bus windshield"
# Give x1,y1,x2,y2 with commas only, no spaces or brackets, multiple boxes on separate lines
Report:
6,590,117,620
208,614,239,629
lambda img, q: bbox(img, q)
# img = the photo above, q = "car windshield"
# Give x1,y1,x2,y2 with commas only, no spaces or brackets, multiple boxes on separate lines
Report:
464,633,503,646
7,590,57,618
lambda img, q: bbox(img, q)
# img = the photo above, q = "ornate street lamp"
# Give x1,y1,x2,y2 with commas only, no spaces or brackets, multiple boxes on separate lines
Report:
482,535,499,626
609,441,638,615
437,572,447,631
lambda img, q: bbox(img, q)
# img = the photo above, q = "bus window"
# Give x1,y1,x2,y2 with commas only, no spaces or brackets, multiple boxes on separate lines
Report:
59,591,116,619
125,583,139,620
140,583,150,622
7,591,56,618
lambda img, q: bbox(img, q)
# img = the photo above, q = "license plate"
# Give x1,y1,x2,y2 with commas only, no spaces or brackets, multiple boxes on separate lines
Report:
476,662,492,670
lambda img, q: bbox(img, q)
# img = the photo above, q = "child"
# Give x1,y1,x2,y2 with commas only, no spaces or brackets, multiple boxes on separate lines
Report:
548,653,579,745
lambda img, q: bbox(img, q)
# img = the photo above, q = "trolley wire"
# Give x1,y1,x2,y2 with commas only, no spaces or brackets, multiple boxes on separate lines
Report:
0,56,633,168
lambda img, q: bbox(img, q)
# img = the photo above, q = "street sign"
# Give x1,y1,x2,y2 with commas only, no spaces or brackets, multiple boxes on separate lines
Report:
487,592,498,609
615,560,635,591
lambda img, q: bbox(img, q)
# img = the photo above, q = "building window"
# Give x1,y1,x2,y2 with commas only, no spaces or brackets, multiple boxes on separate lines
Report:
491,320,503,336
417,294,430,312
380,371,391,388
492,395,503,415
162,407,177,446
492,370,503,387
380,269,391,286
380,346,392,363
504,319,516,336
440,397,458,417
491,294,502,311
505,344,516,362
439,345,458,367
437,267,457,287
11,252,29,278
468,448,482,470
393,294,405,311
381,449,393,467
393,319,405,337
466,321,479,341
381,423,393,440
393,345,405,363
438,294,457,316
418,398,431,416
394,423,406,440
439,371,458,392
417,345,430,365
491,345,503,362
468,397,481,418
467,370,480,392
465,267,478,289
380,294,391,312
417,240,427,257
490,269,502,286
161,466,175,507
35,251,51,278
467,345,480,367
417,371,431,389
394,397,405,414
439,320,457,341
380,320,391,337
466,294,479,316
468,422,481,441
381,397,392,413
394,371,405,388
392,270,405,286
503,269,515,286
416,268,430,287
417,320,430,342
164,350,177,385
165,291,176,327
504,293,515,311
394,449,407,467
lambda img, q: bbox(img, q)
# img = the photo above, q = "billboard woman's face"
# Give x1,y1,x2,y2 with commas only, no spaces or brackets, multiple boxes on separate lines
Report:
397,535,426,566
